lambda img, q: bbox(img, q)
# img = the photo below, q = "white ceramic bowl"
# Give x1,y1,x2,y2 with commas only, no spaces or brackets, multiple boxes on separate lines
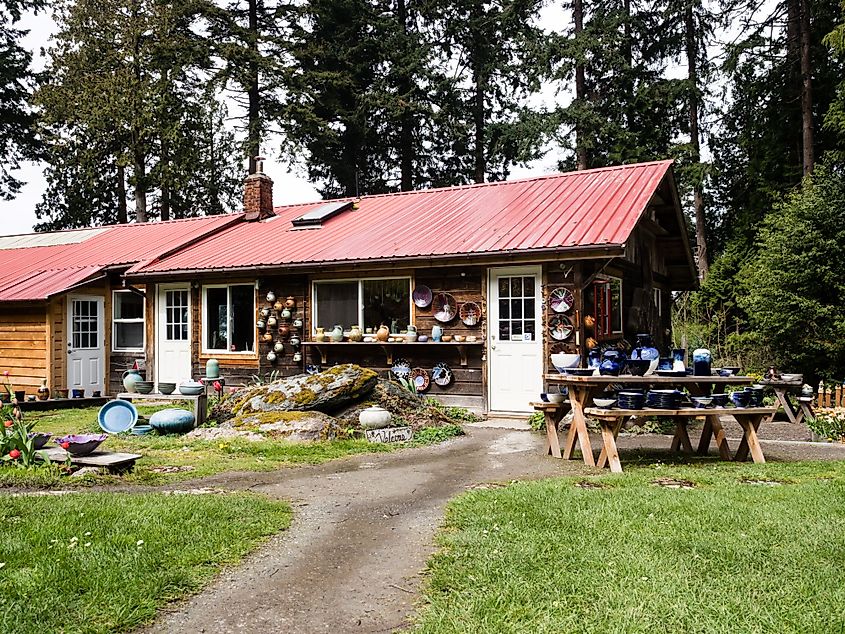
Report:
551,353,581,373
593,398,616,408
546,393,566,403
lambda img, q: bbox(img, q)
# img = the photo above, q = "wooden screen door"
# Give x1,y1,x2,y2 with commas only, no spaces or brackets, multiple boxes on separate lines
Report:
488,267,543,413
67,295,105,396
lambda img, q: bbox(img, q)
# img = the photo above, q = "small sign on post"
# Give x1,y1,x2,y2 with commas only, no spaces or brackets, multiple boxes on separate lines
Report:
365,426,413,443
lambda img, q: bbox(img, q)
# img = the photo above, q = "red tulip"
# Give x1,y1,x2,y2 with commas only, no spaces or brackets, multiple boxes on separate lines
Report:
213,381,222,392
8,449,20,459
61,442,70,450
3,420,11,428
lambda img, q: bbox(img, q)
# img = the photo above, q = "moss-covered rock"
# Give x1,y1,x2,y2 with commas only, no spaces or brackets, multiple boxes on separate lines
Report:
234,410,343,442
234,364,378,415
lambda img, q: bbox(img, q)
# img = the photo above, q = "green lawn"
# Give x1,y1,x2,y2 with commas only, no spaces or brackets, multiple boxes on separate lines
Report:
1,406,461,487
0,492,291,633
412,460,845,633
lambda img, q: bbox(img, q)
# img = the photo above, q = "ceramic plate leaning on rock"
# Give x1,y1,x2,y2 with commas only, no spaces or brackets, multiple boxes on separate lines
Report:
431,362,453,387
409,367,430,392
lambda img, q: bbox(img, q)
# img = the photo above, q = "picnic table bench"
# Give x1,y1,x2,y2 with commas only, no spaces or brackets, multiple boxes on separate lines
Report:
759,378,813,424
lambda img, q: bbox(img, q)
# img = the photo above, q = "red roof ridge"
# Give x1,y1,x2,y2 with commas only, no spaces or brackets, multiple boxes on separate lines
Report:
271,160,674,211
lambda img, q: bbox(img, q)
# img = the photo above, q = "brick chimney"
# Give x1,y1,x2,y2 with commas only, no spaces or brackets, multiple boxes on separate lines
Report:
243,157,275,221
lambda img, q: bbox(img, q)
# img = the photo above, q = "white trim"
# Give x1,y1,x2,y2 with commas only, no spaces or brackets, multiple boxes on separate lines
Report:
155,283,191,385
201,282,257,354
312,276,413,334
111,289,145,352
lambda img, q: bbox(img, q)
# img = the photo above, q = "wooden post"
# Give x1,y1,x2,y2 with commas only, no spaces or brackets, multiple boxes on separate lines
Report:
836,385,842,409
825,387,832,408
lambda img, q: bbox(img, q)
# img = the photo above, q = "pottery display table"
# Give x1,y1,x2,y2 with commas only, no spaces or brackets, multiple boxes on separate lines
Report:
759,379,812,424
116,392,207,426
543,374,756,467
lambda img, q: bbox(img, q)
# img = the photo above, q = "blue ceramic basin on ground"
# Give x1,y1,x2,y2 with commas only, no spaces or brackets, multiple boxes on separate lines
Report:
149,408,196,434
98,400,139,434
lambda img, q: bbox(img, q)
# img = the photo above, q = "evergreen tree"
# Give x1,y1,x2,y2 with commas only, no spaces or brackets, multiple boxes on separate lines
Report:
0,0,44,200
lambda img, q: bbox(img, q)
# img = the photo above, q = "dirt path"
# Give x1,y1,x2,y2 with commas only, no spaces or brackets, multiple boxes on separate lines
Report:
142,427,574,634
142,424,845,634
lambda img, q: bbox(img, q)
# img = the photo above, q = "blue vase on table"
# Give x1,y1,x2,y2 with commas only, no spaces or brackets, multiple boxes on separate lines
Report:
631,334,659,362
692,348,712,377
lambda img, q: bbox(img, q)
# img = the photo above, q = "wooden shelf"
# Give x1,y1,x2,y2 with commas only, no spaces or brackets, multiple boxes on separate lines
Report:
301,341,483,366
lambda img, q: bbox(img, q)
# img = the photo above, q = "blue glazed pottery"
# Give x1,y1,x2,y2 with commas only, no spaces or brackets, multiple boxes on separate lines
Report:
624,359,651,376
587,349,602,369
658,357,674,371
631,334,660,361
730,390,751,407
205,358,220,379
149,408,196,434
692,348,712,377
98,400,138,434
672,348,687,371
711,393,729,407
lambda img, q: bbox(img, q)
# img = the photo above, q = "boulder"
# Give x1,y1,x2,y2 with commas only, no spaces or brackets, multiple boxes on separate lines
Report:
233,364,378,415
234,411,343,442
335,379,457,431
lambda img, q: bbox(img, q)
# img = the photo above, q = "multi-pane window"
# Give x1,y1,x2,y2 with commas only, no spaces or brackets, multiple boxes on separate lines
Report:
112,291,144,351
497,275,536,341
203,284,255,352
165,289,189,341
72,299,99,349
594,277,623,337
313,278,411,333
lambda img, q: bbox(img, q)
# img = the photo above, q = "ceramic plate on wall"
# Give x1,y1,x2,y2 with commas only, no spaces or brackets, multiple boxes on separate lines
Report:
431,362,453,387
549,287,575,313
459,301,482,326
391,358,411,379
413,285,433,308
549,315,574,341
409,367,430,392
432,293,458,323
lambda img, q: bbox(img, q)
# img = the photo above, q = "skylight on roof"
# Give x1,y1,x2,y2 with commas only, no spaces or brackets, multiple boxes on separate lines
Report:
0,228,106,250
291,201,353,228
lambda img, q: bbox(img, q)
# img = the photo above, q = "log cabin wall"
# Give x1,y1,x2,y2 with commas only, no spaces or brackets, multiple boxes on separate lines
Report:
48,296,65,391
0,303,48,396
107,281,147,395
255,275,308,381
542,263,580,377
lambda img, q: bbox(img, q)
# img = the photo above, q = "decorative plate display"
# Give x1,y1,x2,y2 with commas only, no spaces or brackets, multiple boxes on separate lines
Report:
431,362,453,387
412,285,433,308
391,358,411,379
549,342,574,356
305,364,321,375
459,301,482,326
409,367,430,392
548,315,574,341
549,287,575,313
432,292,458,323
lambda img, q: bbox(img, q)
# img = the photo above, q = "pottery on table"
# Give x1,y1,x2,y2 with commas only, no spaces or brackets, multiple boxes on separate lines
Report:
593,398,616,409
692,348,712,377
205,358,220,379
178,381,204,396
730,390,751,407
631,334,659,362
624,359,651,376
314,327,327,343
13,390,25,401
540,393,566,404
56,389,69,399
711,393,729,407
56,434,108,456
431,324,443,342
359,406,392,430
329,325,343,342
149,408,196,434
587,349,602,369
441,335,453,342
37,379,50,401
349,325,363,342
134,381,154,394
551,353,580,372
376,325,390,342
672,348,687,372
453,335,465,342
158,382,176,395
122,368,143,393
691,396,713,409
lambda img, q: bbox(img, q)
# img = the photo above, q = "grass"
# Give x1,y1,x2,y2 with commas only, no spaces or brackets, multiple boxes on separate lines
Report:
0,492,291,633
0,406,464,487
411,460,845,633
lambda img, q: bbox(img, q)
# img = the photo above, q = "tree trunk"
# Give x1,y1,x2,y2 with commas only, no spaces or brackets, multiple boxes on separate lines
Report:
685,1,708,278
130,0,147,223
799,0,814,175
247,0,260,174
397,0,413,191
160,136,171,221
116,163,128,224
133,143,147,223
574,0,588,170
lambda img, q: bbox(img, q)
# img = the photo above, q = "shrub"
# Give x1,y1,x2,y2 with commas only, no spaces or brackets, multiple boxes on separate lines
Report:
807,409,845,441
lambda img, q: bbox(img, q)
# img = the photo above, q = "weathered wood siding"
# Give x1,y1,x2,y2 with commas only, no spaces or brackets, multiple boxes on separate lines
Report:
0,303,48,395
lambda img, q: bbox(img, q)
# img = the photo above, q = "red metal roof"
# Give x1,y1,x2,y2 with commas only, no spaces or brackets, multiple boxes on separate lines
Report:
131,161,674,275
0,214,241,301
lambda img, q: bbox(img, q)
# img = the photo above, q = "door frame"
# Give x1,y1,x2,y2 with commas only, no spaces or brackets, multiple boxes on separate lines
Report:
486,265,543,414
66,293,105,395
155,282,192,385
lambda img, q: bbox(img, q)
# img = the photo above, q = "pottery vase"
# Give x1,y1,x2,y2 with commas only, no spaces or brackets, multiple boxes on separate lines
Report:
278,324,290,339
274,341,284,353
431,324,443,342
359,406,392,430
631,333,659,361
266,291,276,303
267,316,278,327
37,379,50,401
273,300,284,312
331,325,344,342
376,325,390,342
349,325,363,342
267,350,277,362
587,349,602,369
314,327,327,343
205,358,220,379
672,348,686,372
281,308,292,320
284,296,296,309
692,348,712,377
122,368,143,393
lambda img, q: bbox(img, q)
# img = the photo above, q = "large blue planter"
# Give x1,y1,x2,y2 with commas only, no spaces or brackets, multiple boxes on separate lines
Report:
149,408,196,434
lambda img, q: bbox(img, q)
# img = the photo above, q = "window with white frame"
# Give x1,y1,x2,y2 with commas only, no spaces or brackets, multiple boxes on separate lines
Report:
593,276,623,337
112,290,144,351
203,284,255,352
313,278,411,333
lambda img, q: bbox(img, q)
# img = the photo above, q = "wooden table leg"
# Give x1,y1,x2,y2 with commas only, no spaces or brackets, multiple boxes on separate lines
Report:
598,419,623,473
542,407,565,458
774,388,800,424
671,417,694,454
698,413,732,460
597,417,624,469
735,414,765,463
565,386,595,466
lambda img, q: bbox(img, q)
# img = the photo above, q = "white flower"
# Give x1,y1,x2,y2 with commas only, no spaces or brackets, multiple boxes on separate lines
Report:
84,531,91,537
136,539,144,546
84,542,92,548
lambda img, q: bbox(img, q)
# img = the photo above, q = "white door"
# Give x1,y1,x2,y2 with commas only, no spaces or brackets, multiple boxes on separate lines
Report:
156,285,192,385
488,267,543,413
67,295,105,396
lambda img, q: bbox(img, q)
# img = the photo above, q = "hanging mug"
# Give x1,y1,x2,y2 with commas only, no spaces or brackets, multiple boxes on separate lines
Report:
267,316,278,327
293,351,302,362
267,351,277,362
293,318,303,329
290,336,301,347
260,307,270,318
281,308,292,320
266,291,276,303
256,319,266,329
273,300,283,312
278,324,290,338
284,296,296,309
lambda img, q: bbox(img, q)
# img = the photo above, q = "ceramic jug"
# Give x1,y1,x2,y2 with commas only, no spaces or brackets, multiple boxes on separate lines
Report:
205,358,220,379
349,325,363,342
431,324,443,342
314,327,327,343
376,325,390,342
284,296,296,309
122,368,142,393
37,379,50,401
331,325,344,342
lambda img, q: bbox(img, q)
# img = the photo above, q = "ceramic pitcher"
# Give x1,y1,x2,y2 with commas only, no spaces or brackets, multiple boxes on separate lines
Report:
122,368,142,393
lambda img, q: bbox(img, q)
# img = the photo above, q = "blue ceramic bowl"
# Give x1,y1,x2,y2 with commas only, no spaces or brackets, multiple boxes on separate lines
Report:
711,393,729,407
730,391,751,407
624,359,651,376
98,400,138,434
131,424,154,435
149,408,196,434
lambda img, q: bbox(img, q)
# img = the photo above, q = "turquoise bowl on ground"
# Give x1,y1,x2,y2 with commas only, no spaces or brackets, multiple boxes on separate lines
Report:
98,400,139,434
149,408,196,434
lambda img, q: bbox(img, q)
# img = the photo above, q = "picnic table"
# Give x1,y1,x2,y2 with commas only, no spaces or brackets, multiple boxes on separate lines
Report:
117,392,207,426
759,378,813,424
538,374,773,472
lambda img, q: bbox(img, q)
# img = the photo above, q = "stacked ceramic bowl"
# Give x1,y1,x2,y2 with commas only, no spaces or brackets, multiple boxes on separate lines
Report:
617,391,645,410
730,390,752,407
744,385,765,407
646,389,683,410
